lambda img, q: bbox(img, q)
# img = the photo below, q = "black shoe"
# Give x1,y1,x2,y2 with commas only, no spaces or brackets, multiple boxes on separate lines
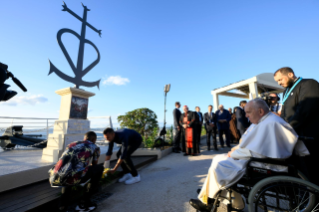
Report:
197,188,201,194
227,145,231,148
75,200,97,212
214,148,219,151
189,199,212,212
183,153,189,156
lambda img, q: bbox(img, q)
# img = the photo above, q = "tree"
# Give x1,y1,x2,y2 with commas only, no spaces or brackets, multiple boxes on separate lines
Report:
117,108,158,137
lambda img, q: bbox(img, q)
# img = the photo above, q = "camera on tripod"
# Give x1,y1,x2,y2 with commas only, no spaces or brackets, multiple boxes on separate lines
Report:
0,62,27,102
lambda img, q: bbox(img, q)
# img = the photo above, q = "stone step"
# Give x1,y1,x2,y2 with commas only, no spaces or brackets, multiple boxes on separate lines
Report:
42,148,59,162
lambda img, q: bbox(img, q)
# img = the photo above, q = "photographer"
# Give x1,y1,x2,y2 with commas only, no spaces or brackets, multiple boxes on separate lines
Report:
269,93,282,116
274,67,319,186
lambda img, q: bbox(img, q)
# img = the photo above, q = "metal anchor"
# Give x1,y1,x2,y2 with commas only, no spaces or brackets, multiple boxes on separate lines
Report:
48,2,102,89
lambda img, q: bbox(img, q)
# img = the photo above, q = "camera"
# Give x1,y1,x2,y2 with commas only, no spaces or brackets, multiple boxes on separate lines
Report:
261,92,280,107
0,62,27,102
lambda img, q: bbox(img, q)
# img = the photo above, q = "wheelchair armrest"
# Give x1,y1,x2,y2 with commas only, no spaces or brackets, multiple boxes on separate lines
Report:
245,157,297,178
247,157,288,167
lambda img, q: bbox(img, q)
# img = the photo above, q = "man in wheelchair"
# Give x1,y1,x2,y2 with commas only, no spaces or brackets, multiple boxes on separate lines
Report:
189,98,310,212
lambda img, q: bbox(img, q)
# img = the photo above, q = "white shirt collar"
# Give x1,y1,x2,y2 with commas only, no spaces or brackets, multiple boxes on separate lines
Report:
257,112,271,124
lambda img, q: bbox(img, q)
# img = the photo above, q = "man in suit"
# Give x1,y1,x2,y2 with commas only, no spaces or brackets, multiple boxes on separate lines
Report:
235,100,250,137
274,67,319,186
194,106,203,153
215,105,231,148
204,105,218,151
173,101,182,153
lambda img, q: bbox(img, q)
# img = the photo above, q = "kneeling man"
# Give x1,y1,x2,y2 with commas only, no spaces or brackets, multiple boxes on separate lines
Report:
190,98,309,212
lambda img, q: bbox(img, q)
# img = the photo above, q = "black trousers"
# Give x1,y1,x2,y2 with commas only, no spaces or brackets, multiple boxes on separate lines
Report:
195,125,202,144
60,164,104,207
302,139,319,186
173,127,182,151
116,140,142,177
218,129,230,147
206,128,217,150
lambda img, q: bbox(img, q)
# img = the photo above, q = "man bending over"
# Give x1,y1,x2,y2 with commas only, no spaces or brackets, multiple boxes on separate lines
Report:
104,128,142,185
189,98,309,212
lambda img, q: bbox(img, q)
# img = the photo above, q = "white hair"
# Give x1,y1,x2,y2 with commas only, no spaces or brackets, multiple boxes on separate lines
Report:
250,98,269,113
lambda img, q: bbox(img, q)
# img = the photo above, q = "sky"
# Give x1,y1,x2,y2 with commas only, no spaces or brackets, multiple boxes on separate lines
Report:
1,0,319,128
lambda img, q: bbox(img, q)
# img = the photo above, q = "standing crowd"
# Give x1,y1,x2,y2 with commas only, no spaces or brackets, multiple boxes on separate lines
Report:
172,101,253,154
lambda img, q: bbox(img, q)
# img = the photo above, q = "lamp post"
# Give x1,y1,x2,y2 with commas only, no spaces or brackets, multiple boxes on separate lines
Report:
163,84,171,143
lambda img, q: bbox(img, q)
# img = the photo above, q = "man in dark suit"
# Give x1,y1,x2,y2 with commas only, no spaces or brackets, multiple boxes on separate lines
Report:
204,105,218,151
172,102,182,153
194,106,203,153
215,105,231,148
274,67,319,186
235,100,249,137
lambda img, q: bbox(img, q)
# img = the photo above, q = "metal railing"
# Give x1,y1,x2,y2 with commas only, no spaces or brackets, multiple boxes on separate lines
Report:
0,116,113,140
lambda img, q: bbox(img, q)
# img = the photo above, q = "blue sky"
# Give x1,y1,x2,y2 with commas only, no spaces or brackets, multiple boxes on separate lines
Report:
1,0,319,127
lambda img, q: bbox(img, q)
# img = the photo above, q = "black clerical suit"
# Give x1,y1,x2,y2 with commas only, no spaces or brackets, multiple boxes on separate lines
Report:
173,108,182,152
204,112,217,150
194,111,203,153
281,77,319,186
235,107,249,137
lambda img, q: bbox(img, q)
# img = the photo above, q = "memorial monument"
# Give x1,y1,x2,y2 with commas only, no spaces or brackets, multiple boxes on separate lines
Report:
42,2,102,162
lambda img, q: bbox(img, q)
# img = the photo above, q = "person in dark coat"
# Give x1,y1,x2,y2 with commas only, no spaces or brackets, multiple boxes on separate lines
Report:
229,107,240,143
172,102,182,153
235,100,250,137
215,105,231,148
194,106,203,153
180,105,198,156
274,67,319,186
204,105,218,151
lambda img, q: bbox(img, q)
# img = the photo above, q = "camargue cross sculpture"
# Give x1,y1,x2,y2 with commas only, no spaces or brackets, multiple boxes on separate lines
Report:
48,2,102,89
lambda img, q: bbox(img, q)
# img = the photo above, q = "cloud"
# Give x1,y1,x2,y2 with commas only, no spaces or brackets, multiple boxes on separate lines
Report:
1,95,48,106
102,76,130,85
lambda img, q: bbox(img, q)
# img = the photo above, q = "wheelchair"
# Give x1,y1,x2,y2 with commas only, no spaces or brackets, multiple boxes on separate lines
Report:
204,157,319,212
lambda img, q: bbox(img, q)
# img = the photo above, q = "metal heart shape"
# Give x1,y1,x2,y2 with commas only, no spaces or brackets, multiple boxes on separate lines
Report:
48,28,101,88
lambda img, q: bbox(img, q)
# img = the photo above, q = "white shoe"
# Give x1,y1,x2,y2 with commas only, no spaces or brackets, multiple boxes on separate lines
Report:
118,173,132,183
125,174,141,185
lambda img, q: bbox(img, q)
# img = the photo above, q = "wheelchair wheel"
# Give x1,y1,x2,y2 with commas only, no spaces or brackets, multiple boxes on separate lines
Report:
248,176,319,212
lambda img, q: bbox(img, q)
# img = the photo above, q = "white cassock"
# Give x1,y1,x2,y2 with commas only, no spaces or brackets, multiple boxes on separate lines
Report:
198,112,309,204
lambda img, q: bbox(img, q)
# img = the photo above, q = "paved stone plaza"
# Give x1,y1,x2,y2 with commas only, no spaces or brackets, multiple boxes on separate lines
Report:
96,139,236,212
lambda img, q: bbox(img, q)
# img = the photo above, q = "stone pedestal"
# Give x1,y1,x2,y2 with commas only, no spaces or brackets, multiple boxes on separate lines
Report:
42,87,95,162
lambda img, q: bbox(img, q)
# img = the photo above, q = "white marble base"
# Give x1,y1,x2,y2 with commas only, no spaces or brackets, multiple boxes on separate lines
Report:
42,119,91,162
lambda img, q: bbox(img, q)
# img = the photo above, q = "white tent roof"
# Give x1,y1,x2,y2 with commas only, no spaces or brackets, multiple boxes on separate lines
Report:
211,73,284,99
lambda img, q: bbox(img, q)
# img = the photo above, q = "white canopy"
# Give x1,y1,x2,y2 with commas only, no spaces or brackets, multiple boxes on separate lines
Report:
211,73,284,109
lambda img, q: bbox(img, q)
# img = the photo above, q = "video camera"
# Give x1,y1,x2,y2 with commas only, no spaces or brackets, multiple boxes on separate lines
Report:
261,92,280,107
0,62,27,102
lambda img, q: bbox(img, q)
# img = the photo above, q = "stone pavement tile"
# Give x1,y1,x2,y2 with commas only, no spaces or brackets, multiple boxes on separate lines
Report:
95,141,233,212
